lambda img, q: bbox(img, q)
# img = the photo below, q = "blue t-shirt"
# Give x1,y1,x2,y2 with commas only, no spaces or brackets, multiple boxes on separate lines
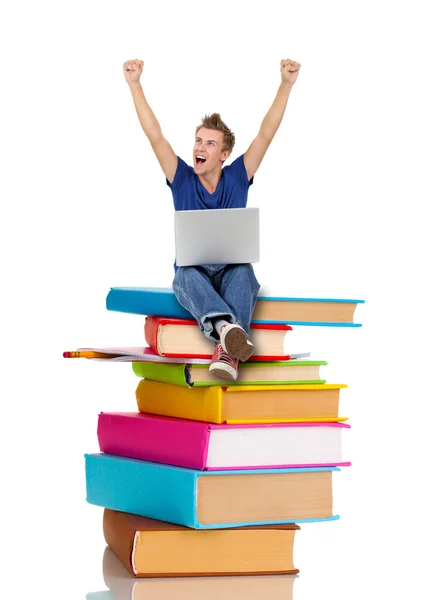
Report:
166,154,253,211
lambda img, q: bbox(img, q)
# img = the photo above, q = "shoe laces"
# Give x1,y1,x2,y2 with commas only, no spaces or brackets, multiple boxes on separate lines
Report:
212,343,238,367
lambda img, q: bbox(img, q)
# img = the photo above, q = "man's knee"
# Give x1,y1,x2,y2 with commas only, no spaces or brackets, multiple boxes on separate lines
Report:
173,266,212,297
173,266,194,287
233,264,260,287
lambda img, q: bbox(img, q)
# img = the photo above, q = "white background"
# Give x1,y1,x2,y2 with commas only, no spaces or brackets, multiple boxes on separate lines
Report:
2,1,423,598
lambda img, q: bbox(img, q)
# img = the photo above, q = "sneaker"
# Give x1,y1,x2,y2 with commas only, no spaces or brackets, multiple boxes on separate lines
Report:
209,343,239,381
220,323,255,362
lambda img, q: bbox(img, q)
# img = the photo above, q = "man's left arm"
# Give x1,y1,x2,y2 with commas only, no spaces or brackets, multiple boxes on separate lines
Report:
244,59,301,181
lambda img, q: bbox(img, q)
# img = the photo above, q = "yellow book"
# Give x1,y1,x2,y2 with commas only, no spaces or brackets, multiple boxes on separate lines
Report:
135,380,348,424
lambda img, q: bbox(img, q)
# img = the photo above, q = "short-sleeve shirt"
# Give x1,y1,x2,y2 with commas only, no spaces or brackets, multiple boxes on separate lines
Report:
166,154,254,211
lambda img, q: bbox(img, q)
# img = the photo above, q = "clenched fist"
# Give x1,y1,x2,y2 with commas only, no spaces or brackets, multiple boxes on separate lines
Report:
123,59,144,85
280,59,301,85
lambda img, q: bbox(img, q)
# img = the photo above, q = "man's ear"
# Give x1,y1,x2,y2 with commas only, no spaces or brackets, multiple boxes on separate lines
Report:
221,150,231,164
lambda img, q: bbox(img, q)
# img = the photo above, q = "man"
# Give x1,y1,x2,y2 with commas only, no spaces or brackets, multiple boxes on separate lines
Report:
123,58,301,380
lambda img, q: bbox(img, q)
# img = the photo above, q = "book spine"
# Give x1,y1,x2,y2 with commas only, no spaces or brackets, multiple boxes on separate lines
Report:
103,509,137,576
136,379,223,423
97,412,210,470
144,316,161,355
85,453,198,527
132,361,190,386
106,287,193,319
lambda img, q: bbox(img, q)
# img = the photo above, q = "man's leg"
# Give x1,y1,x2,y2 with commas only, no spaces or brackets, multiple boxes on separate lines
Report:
218,264,261,334
215,263,261,361
172,265,237,343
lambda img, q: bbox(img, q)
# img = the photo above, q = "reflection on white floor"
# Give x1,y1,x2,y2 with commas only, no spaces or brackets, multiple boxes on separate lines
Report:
86,545,298,600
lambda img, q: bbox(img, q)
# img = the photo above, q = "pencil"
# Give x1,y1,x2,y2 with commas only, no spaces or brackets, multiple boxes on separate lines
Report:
63,350,115,359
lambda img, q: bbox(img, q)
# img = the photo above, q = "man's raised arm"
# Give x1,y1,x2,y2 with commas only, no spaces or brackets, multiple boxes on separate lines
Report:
244,59,301,181
123,59,178,183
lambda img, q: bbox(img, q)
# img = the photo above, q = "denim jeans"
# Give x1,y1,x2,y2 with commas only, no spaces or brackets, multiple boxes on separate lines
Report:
172,263,261,343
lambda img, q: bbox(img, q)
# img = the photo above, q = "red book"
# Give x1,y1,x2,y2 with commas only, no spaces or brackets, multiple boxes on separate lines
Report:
144,316,308,361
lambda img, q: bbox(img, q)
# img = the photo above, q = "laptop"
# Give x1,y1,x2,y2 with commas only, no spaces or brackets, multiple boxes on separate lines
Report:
174,207,260,267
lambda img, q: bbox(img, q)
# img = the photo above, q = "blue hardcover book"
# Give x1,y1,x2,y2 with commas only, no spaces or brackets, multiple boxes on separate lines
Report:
85,453,340,529
105,287,364,326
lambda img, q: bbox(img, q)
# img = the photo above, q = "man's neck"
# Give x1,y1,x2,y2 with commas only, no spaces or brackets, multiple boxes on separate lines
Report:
198,165,223,194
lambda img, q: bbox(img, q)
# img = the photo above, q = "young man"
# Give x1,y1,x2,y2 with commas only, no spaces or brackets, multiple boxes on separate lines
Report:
123,58,301,380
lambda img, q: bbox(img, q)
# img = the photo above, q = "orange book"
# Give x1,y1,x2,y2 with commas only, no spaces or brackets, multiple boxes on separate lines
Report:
103,509,300,578
100,545,298,599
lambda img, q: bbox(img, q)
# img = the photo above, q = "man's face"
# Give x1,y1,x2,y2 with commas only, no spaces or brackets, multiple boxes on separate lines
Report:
193,127,230,175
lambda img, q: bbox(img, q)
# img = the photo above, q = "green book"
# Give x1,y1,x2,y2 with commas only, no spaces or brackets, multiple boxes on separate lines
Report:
132,359,327,387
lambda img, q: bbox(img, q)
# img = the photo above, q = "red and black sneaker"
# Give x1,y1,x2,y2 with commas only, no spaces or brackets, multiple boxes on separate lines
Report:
209,343,239,381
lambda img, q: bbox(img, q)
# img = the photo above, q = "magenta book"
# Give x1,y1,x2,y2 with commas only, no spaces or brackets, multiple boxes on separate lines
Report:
97,412,351,471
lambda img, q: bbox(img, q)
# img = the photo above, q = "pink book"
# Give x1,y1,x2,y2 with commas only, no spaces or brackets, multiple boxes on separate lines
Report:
97,412,351,471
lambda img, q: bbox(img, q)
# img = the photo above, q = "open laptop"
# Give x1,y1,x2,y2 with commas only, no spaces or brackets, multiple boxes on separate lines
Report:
174,207,260,267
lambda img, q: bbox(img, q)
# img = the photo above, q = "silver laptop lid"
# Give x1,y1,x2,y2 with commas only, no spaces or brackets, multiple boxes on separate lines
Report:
174,207,260,267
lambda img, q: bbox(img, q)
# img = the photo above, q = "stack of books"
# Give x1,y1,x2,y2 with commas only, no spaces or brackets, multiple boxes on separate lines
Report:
68,286,364,579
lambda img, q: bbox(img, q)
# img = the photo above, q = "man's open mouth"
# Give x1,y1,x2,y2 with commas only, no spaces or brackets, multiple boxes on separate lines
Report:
196,155,207,165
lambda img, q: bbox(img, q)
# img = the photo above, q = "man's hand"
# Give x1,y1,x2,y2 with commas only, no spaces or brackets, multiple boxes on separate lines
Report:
280,59,301,86
123,59,144,85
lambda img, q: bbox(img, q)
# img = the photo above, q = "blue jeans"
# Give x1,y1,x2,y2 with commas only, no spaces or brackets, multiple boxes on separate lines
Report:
172,264,261,343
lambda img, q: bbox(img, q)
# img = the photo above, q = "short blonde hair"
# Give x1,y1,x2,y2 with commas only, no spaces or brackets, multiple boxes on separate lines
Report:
195,113,235,153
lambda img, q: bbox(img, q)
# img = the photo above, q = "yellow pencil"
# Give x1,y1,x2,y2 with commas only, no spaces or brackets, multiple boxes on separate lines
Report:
63,350,115,359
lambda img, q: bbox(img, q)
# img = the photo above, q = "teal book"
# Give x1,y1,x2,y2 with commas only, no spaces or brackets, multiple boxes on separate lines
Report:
85,453,340,529
106,286,364,326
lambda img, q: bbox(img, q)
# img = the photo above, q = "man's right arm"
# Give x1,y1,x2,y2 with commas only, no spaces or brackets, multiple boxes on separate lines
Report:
123,59,178,184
